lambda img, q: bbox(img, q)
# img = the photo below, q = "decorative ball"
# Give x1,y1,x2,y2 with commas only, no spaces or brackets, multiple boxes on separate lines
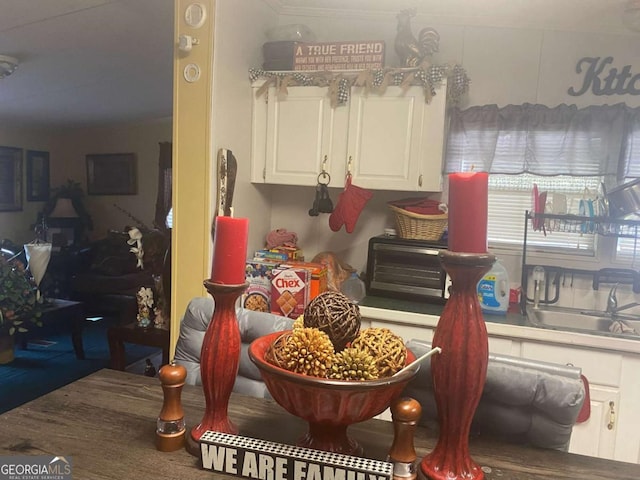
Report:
293,315,304,330
266,328,334,377
351,328,407,377
304,291,361,352
330,347,379,381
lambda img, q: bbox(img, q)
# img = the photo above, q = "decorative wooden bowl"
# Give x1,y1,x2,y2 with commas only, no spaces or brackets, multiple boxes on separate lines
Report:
248,330,418,456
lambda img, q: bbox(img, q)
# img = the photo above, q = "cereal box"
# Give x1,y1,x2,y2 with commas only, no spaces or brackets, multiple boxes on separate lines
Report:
271,245,304,261
279,261,327,300
254,249,289,262
270,267,311,318
244,260,280,312
254,246,304,262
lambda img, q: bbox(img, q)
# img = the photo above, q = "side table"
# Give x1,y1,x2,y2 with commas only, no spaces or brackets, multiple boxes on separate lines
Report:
107,323,170,370
19,299,85,359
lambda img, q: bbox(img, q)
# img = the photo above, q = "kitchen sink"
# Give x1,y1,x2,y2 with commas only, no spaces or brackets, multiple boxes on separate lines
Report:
526,305,640,338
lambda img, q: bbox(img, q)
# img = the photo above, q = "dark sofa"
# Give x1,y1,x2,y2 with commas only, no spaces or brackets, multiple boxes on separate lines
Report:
69,229,169,323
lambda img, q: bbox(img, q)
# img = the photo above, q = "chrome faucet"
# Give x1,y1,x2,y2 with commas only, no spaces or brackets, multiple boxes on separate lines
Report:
606,284,619,315
532,266,545,309
606,284,640,317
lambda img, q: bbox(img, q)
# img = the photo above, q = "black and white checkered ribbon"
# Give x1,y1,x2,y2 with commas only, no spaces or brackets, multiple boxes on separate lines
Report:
249,65,470,106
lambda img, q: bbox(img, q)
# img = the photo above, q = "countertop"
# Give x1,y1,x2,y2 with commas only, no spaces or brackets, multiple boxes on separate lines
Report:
359,296,640,355
1,369,639,479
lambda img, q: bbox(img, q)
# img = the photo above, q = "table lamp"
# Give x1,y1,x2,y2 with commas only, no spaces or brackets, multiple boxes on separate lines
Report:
24,241,52,302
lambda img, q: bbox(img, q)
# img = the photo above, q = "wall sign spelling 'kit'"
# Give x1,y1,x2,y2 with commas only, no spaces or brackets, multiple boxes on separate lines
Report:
568,56,640,96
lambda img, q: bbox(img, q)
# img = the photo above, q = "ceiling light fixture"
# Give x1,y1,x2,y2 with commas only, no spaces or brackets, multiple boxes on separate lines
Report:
0,55,19,78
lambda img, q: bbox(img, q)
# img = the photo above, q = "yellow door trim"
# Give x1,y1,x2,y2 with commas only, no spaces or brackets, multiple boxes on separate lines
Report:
170,0,215,357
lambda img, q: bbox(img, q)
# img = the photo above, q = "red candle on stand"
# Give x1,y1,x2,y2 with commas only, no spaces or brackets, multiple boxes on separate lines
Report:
447,171,488,253
211,216,249,284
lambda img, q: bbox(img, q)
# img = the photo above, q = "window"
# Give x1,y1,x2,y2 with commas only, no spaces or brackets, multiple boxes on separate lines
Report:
165,207,173,229
488,174,601,253
446,103,640,260
617,236,640,266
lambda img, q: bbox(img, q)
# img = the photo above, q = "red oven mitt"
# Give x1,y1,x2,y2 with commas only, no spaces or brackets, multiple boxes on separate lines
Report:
329,175,373,233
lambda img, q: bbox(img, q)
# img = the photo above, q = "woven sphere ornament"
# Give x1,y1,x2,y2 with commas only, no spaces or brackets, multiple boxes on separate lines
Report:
351,327,406,377
304,291,361,352
265,328,334,378
265,332,291,368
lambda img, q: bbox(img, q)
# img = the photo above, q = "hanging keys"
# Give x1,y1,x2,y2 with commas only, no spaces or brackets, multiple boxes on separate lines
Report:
308,171,333,216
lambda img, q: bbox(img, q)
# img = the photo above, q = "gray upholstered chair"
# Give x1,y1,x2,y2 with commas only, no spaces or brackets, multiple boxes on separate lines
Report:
403,339,586,451
173,297,293,398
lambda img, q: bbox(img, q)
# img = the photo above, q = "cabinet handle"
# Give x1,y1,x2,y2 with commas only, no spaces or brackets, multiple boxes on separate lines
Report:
347,156,353,175
418,174,423,187
607,401,616,430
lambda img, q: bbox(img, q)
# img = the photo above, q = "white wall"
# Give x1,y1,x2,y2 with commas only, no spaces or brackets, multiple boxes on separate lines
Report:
211,0,278,268
0,127,59,244
261,12,640,276
211,2,640,310
0,119,171,244
54,118,172,238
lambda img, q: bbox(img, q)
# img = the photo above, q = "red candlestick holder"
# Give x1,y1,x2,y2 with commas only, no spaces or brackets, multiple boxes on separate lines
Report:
421,251,495,480
187,280,248,456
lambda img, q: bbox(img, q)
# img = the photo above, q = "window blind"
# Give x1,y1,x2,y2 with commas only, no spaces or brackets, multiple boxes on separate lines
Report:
488,174,601,252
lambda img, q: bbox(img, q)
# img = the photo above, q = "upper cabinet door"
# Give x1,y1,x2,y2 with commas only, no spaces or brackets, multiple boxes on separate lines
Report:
251,79,448,191
346,82,447,191
262,85,348,186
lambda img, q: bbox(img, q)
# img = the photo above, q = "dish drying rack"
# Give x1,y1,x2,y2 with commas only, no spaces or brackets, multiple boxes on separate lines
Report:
520,211,640,314
527,211,640,238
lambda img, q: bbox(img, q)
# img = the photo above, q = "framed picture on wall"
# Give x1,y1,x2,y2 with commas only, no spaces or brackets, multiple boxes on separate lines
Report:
0,146,23,211
26,150,50,201
86,153,137,195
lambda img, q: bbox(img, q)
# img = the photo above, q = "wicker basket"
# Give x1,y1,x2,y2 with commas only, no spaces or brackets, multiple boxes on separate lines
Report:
389,204,448,241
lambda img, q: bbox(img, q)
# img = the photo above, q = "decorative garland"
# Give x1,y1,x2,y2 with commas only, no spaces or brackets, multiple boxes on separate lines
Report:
249,64,470,107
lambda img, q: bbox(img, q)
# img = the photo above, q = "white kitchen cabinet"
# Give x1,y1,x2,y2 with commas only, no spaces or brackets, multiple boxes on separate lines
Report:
568,384,619,460
521,344,621,460
251,80,448,191
251,84,348,185
520,341,640,463
346,84,447,191
359,307,640,463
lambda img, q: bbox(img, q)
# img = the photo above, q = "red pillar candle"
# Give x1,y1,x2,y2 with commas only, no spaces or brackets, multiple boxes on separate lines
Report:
211,216,249,284
447,172,488,253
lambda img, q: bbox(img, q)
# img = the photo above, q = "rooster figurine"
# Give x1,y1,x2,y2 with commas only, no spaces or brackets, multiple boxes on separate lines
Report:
395,8,440,67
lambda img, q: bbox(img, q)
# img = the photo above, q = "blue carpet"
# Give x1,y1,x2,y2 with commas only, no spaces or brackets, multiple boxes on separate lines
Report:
0,317,160,413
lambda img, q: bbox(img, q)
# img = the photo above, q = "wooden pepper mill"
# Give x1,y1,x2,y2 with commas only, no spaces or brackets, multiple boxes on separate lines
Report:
156,361,187,452
388,397,422,480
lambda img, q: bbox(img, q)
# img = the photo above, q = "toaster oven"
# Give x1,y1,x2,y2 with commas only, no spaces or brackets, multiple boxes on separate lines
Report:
366,235,450,303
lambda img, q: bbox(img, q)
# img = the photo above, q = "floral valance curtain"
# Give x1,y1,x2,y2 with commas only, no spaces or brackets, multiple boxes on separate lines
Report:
445,102,640,185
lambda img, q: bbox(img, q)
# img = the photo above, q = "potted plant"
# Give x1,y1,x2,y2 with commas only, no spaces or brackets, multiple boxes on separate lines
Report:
0,254,42,363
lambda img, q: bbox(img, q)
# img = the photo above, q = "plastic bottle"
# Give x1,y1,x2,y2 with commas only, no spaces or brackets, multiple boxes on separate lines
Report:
341,272,366,303
477,259,509,315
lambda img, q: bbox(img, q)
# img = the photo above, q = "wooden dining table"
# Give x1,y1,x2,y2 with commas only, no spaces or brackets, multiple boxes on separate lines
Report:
0,368,638,480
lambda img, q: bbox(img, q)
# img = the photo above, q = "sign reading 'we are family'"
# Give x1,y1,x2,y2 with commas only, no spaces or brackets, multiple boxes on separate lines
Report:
199,431,392,480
